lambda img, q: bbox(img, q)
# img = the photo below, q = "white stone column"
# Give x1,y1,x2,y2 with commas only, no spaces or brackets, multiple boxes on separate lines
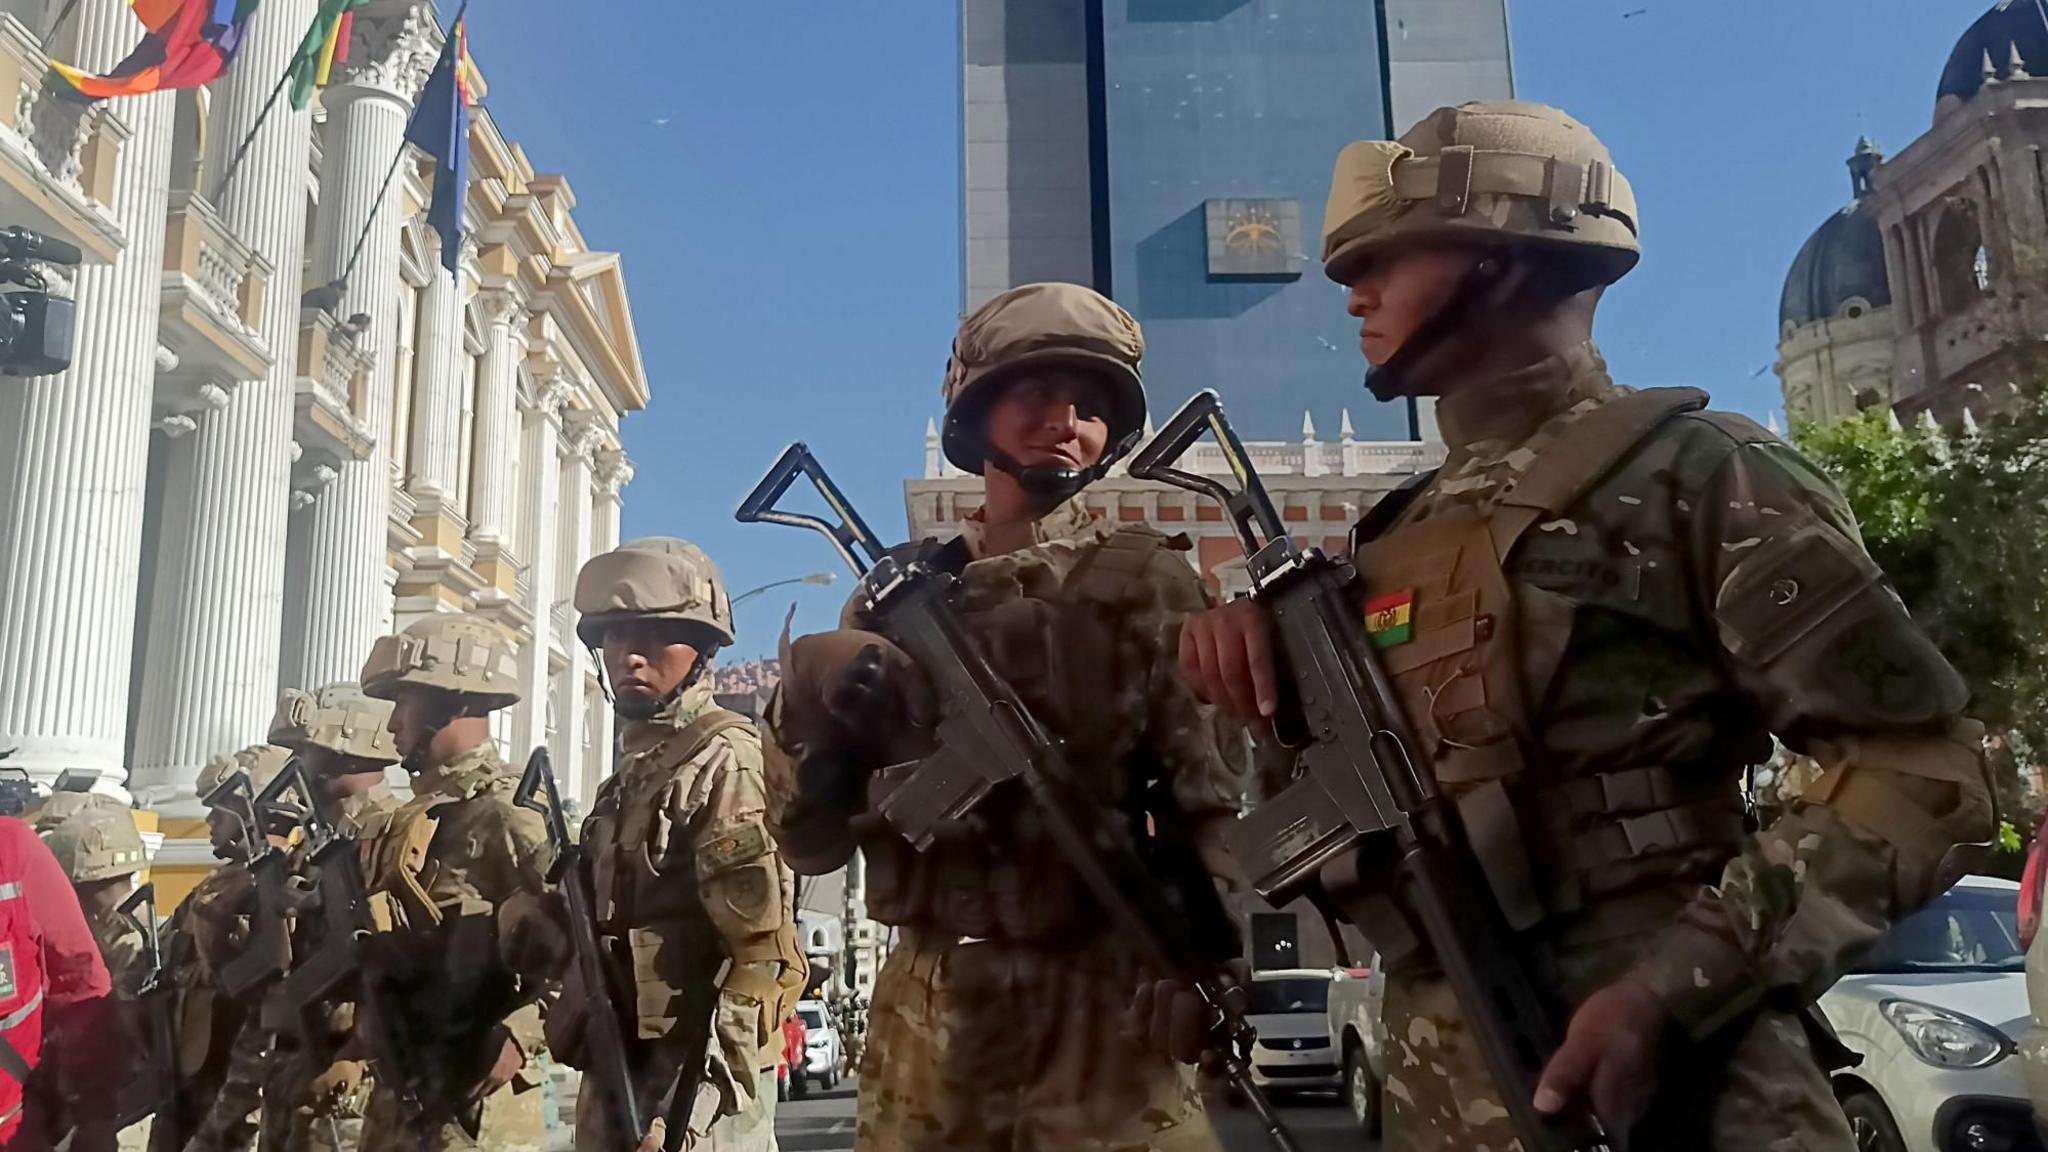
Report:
469,291,520,543
277,19,432,692
131,0,315,806
509,372,569,762
0,0,175,789
554,413,599,807
407,245,464,510
586,449,631,783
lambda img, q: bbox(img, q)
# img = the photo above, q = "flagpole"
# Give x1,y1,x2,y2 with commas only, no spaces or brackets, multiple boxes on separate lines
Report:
332,0,468,291
209,55,298,206
45,0,82,42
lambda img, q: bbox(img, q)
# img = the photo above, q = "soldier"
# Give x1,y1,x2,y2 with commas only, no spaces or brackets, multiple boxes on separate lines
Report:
1166,101,1995,1150
551,538,807,1150
256,683,404,1152
173,745,293,1152
358,613,553,1152
37,795,149,997
764,282,1247,1151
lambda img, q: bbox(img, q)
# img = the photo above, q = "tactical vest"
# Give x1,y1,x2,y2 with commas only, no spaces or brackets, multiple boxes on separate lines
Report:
586,708,798,1041
863,525,1192,944
1350,387,1747,944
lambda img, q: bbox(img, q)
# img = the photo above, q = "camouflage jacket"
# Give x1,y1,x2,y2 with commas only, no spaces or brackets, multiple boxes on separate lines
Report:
1359,341,1992,1040
88,903,149,1000
769,497,1249,947
578,680,806,1111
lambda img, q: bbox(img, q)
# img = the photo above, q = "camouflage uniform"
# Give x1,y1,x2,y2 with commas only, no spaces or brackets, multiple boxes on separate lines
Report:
359,615,553,1152
1307,102,1994,1151
769,284,1245,1152
563,539,808,1151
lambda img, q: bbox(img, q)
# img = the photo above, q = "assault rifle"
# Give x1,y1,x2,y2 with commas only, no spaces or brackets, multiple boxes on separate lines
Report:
514,747,646,1150
213,766,303,998
1129,391,1610,1152
114,883,175,1130
737,444,1301,1152
266,758,424,1125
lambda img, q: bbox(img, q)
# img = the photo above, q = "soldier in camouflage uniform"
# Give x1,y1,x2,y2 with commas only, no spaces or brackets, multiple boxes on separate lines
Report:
170,745,292,1152
765,283,1247,1152
1169,101,1996,1151
37,797,149,998
358,614,554,1152
551,539,807,1151
253,683,405,1152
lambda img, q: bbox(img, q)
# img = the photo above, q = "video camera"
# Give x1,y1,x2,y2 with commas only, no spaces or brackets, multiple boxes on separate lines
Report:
0,226,78,377
0,765,36,818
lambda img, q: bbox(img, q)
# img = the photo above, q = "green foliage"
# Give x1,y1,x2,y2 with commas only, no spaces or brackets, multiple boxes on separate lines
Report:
1793,389,2048,840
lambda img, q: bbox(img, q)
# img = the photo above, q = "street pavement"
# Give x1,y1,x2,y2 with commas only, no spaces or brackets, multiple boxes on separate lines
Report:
774,1076,1373,1151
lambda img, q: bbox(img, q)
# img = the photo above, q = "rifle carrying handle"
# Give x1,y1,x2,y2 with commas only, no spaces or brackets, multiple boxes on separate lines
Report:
735,442,887,576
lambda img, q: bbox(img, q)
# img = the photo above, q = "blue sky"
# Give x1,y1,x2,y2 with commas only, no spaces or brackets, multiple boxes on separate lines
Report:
474,0,1984,660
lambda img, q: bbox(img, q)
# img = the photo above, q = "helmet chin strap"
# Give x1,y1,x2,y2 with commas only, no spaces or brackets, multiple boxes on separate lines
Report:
1364,252,1513,402
598,640,722,721
982,428,1143,517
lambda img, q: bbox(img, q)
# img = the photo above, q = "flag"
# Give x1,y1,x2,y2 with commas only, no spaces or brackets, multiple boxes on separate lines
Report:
48,0,256,101
286,0,370,111
1363,589,1414,649
405,19,474,273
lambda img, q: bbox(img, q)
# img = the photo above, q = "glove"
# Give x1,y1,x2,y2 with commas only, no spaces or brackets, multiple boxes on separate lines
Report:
1127,961,1252,1069
784,631,933,760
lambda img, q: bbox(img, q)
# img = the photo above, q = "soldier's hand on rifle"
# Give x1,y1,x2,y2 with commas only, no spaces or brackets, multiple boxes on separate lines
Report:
308,1059,365,1111
1126,965,1250,1067
634,1116,667,1152
472,1034,527,1101
1533,976,1671,1132
1179,599,1279,723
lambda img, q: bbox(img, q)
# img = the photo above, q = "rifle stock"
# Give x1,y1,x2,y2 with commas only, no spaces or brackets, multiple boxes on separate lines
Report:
113,883,175,1130
738,443,1302,1152
1130,390,1610,1152
514,747,646,1150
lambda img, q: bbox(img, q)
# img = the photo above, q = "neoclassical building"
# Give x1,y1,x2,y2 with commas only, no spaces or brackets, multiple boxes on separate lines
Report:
1779,0,2048,425
0,0,646,885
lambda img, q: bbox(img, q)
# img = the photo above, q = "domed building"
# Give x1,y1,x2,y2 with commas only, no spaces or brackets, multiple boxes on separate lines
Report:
1778,0,2048,426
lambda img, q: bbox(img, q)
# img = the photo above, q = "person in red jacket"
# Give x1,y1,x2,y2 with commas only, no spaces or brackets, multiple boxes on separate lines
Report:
0,776,125,1151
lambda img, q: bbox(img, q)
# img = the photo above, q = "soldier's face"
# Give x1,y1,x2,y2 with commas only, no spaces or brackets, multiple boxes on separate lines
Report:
205,806,244,861
983,372,1111,473
1346,246,1483,366
386,687,456,766
600,621,701,720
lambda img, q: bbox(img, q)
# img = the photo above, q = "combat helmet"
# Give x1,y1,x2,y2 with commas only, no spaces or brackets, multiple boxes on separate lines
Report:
940,282,1148,480
269,682,399,764
1321,100,1640,289
41,803,145,884
360,613,521,714
574,537,735,650
195,743,292,807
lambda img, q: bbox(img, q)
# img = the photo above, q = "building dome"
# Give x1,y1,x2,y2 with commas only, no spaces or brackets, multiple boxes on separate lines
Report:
1781,140,1892,329
1938,0,2048,107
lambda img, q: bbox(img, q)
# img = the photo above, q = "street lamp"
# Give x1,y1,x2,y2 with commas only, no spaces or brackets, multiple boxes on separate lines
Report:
729,570,836,611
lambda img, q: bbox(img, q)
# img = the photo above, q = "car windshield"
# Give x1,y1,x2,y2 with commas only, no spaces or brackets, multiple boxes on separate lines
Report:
1849,887,2023,974
1248,978,1329,1014
798,1007,826,1029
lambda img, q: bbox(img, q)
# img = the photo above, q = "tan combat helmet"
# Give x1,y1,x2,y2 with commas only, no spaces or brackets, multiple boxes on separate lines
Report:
360,613,521,714
574,537,735,649
940,282,1147,475
1321,101,1641,289
40,803,145,884
269,682,399,764
195,743,292,807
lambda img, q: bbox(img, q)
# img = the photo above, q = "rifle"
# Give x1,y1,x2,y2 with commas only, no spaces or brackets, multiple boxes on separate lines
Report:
114,883,176,1130
214,767,303,998
513,747,646,1150
737,444,1301,1152
1129,390,1611,1152
267,758,425,1126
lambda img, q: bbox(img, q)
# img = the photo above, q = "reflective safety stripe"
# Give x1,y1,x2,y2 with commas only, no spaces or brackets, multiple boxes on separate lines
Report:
0,987,42,1032
0,883,23,902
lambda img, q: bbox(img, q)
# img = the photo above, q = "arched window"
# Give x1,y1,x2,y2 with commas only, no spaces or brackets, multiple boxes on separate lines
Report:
1933,204,1990,311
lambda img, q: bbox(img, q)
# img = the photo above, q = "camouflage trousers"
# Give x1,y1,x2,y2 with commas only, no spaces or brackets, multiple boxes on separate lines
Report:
856,932,1220,1152
1380,972,1855,1152
573,1040,778,1151
357,1076,546,1152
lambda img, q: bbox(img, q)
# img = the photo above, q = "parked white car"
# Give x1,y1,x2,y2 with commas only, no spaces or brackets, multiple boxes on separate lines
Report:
1327,959,1385,1134
796,999,843,1092
1240,968,1339,1098
1818,875,2032,1152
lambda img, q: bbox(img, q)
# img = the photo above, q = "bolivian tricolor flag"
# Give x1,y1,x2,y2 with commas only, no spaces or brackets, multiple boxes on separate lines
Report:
287,0,372,110
48,0,257,102
1364,590,1414,649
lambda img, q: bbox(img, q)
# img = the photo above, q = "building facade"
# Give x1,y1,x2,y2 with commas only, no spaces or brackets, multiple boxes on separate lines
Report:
1778,0,2048,426
961,0,1512,444
0,0,647,883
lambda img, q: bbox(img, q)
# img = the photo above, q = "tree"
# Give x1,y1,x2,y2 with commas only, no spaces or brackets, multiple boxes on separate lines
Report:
1792,386,2048,851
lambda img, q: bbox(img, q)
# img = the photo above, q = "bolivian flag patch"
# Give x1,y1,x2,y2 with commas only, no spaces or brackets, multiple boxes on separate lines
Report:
1364,590,1415,648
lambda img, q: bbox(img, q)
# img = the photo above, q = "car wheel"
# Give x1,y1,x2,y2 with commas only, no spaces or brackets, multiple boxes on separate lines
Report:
825,1067,840,1091
1840,1089,1907,1152
1345,1044,1382,1136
